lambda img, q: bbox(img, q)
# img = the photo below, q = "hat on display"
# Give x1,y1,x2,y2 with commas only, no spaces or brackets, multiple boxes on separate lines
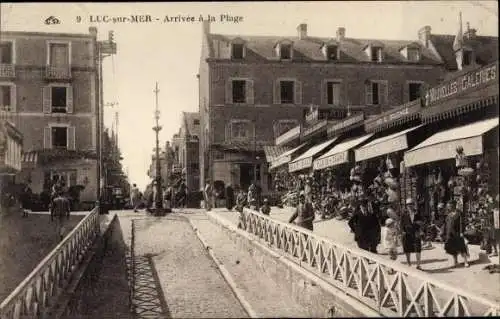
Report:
405,198,413,205
263,198,269,203
385,218,395,226
437,202,445,209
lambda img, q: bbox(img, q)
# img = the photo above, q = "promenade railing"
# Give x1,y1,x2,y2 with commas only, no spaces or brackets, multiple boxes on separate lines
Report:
0,208,100,319
240,208,500,317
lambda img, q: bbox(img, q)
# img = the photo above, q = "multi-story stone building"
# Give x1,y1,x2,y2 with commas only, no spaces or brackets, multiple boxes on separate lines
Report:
1,28,99,203
170,112,200,191
198,21,454,193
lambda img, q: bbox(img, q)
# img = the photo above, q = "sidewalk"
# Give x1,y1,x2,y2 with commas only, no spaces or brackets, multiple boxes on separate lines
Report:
210,207,500,304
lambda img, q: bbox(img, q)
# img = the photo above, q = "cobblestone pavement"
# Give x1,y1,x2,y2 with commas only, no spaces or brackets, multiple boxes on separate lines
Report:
184,211,310,318
209,207,500,304
118,211,248,318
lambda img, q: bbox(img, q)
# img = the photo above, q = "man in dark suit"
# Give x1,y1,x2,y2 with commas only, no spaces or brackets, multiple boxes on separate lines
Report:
348,198,381,253
50,189,71,241
289,191,315,231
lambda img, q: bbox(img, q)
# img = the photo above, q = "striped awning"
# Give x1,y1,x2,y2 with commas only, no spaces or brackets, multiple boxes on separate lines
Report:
22,151,38,163
422,93,498,124
264,145,290,163
404,118,499,167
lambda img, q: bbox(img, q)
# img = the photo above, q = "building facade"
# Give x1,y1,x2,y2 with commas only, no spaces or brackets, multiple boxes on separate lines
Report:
199,21,453,193
1,28,99,202
170,112,200,191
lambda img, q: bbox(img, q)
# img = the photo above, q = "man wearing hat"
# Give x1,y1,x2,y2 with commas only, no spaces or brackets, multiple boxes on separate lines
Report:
348,197,381,253
50,188,71,241
400,198,424,269
289,191,314,231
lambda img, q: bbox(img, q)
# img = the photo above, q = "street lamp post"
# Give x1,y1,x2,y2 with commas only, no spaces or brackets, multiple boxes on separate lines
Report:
153,82,166,215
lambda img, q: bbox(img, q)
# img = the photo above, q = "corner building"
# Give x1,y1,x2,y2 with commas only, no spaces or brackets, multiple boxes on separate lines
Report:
1,28,99,204
199,22,452,193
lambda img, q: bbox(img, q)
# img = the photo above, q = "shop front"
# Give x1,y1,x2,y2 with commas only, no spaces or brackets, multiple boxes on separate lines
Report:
404,117,499,242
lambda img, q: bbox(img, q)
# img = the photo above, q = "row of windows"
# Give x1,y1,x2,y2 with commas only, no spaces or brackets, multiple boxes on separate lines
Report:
0,83,74,113
230,42,421,62
225,120,298,141
227,79,424,106
1,40,70,65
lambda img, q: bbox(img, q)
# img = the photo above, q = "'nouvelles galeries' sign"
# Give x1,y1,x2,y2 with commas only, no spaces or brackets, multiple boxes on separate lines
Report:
425,62,497,107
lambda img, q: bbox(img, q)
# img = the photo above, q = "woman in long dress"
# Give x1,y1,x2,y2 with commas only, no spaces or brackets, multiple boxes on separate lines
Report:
443,200,470,267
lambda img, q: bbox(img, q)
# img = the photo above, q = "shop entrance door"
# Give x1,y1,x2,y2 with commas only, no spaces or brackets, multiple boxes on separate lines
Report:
239,164,253,191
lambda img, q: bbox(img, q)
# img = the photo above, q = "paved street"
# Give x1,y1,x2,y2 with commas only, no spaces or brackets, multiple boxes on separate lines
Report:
208,206,500,304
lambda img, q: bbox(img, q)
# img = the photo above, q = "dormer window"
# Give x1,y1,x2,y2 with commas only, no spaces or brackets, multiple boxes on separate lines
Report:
280,44,292,60
231,43,244,59
274,40,294,60
407,48,420,62
371,47,382,62
463,50,472,66
326,45,338,60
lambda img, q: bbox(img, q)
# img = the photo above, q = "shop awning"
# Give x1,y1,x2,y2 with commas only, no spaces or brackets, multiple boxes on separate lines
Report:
270,142,308,170
313,134,374,170
22,151,38,163
289,137,338,172
404,118,499,167
263,145,290,163
355,125,423,162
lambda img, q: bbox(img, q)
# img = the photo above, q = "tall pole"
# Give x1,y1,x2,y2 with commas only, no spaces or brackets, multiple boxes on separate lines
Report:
97,44,103,203
153,82,164,214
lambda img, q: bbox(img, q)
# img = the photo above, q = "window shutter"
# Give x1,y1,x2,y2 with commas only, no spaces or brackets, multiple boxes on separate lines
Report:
67,126,76,150
365,82,373,105
43,86,51,113
66,86,73,113
225,122,231,142
225,80,233,104
294,80,302,105
10,85,17,112
273,80,280,104
44,127,52,149
333,83,341,106
245,80,254,105
321,80,326,105
379,81,388,105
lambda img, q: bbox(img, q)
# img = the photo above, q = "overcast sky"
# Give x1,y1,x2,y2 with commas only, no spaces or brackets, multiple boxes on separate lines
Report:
1,1,498,190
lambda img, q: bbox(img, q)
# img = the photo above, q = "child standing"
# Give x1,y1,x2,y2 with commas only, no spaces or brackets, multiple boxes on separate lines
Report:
385,218,399,260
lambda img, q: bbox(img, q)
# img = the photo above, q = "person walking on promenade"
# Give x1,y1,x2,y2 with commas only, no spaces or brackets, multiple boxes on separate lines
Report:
400,198,424,269
442,199,470,268
130,183,140,212
203,181,213,211
260,198,271,216
236,188,247,229
348,198,381,253
225,184,235,211
289,191,314,231
50,189,71,241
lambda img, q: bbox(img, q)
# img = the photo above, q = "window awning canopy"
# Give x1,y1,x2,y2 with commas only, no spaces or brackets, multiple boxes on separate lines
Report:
404,118,499,167
270,142,308,170
263,145,290,163
355,125,423,162
314,134,374,170
289,137,338,172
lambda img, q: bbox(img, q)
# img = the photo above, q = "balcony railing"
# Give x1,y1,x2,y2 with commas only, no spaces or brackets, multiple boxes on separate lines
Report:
45,65,71,80
0,64,15,78
0,207,100,319
238,208,500,317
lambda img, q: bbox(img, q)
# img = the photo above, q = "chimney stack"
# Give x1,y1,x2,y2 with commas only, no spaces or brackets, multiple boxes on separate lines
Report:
418,25,431,47
297,23,307,40
202,20,210,35
336,27,346,41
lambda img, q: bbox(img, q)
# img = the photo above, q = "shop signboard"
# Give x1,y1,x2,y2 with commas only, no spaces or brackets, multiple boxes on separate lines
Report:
289,157,313,172
327,113,364,136
271,154,292,169
365,99,421,132
423,62,498,107
301,119,328,139
313,151,348,170
275,125,300,146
